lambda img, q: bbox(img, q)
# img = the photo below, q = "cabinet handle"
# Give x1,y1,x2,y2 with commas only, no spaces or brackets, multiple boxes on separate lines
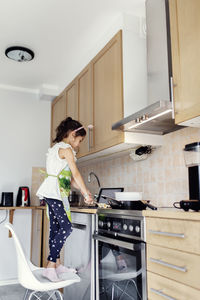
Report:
150,288,176,300
149,257,187,272
148,229,184,238
88,125,94,151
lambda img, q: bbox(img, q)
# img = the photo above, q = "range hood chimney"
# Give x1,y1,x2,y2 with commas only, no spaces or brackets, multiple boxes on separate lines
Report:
112,0,182,135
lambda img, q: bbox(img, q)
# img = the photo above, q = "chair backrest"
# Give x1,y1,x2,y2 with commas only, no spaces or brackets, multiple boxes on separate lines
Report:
4,223,39,288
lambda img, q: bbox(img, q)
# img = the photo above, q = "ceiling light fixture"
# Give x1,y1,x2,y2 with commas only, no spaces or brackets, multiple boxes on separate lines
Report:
5,46,34,62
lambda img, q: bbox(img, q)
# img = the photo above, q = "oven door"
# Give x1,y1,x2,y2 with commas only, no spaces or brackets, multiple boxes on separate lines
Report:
93,234,146,300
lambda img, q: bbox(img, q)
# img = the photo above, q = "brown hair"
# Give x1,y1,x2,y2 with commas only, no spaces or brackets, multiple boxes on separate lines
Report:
53,117,86,143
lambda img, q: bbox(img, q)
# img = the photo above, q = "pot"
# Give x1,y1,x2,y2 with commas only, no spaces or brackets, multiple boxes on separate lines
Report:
101,194,157,210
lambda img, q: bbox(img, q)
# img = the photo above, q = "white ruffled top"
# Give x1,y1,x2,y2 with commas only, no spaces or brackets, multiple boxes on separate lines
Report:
36,142,76,201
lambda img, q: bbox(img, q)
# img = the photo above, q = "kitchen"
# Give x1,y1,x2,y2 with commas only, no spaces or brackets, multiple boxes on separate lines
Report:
0,0,200,299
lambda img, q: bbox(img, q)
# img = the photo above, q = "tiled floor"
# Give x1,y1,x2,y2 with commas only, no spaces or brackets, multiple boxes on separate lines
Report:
0,284,26,300
0,284,61,299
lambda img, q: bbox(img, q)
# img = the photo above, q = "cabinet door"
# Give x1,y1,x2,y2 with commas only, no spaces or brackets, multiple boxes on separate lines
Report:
147,271,200,300
169,0,200,124
31,209,43,267
92,31,124,152
66,80,78,120
42,212,64,267
42,212,50,267
77,64,93,157
51,92,67,144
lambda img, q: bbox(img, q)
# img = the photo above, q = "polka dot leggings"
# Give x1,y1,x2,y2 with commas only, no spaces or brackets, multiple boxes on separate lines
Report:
44,198,72,263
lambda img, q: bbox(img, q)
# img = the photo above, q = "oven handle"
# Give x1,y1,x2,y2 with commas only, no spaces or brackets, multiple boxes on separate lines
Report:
93,234,142,251
72,223,87,230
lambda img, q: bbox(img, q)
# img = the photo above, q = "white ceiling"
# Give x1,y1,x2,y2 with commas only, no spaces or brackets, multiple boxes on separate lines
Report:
0,0,145,96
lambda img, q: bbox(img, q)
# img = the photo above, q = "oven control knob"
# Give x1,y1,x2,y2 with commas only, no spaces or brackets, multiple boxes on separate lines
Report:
107,221,111,228
123,224,128,230
129,225,134,232
98,221,104,228
135,226,140,233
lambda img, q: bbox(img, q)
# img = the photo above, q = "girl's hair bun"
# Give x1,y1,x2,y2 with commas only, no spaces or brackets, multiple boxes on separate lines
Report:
65,117,72,122
53,116,86,143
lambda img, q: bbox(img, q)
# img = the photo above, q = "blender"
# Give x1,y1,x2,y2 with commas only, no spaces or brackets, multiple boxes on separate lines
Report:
174,142,200,211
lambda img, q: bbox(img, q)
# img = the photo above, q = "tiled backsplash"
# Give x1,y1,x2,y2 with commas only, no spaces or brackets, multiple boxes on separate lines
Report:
31,127,200,208
78,127,200,208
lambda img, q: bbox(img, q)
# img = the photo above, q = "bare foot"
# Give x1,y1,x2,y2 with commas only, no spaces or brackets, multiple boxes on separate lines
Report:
46,261,56,268
56,258,61,268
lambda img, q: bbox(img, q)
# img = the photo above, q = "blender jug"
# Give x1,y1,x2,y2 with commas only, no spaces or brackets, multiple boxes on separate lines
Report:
184,142,200,200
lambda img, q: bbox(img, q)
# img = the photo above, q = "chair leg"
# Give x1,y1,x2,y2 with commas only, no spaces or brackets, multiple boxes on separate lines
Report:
28,291,48,300
28,291,41,300
23,289,29,300
54,290,63,300
111,284,115,300
27,290,63,300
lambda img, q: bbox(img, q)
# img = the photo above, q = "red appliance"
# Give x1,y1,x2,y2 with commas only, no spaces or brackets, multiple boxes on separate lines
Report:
16,186,30,206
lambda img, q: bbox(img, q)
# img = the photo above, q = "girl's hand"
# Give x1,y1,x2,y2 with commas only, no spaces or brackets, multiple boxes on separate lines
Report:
83,191,94,205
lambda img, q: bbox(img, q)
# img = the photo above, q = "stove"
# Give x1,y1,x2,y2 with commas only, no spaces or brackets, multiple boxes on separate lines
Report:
93,208,147,300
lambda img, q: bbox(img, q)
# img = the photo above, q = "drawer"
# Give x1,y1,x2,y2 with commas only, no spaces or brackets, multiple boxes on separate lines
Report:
147,271,200,300
147,244,200,289
146,217,200,254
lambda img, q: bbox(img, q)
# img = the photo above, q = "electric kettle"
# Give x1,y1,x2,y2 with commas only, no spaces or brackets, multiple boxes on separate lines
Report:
16,187,30,206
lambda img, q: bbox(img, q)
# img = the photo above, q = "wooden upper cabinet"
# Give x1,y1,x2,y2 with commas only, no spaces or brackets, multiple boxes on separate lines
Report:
51,91,67,144
92,31,124,152
77,64,93,158
169,0,200,124
51,30,124,155
66,80,78,120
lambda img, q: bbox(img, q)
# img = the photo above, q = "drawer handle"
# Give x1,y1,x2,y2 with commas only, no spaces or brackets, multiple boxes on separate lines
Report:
149,257,187,272
148,229,185,238
150,288,176,300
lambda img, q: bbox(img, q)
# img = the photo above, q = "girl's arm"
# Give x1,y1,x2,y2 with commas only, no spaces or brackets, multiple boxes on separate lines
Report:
59,148,93,203
71,177,80,190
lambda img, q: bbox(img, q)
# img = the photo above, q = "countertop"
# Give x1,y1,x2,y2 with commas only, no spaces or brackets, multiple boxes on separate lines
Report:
70,207,97,214
143,208,200,221
0,206,97,214
70,206,200,220
3,206,200,220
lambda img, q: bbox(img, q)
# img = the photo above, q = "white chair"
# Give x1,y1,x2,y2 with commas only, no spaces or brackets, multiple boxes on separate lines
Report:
4,222,80,300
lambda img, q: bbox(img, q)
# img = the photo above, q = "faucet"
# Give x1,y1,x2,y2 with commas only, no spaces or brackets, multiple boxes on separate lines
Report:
88,172,101,189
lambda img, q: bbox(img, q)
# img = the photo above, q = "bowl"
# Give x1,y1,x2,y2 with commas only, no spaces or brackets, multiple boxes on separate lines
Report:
115,192,143,201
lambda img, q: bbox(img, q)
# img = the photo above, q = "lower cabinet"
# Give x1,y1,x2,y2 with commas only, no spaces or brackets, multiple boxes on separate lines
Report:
31,209,43,267
63,212,96,300
145,215,200,299
147,271,200,300
31,207,64,267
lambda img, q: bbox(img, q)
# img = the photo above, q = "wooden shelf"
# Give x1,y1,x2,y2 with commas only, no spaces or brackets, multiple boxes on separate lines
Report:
0,206,45,237
0,206,43,210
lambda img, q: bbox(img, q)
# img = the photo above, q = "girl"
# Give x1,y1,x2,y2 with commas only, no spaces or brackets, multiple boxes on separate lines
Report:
36,117,93,282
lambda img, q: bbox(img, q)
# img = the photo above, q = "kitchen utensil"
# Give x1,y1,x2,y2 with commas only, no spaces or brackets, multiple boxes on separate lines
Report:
97,187,124,204
93,200,111,209
101,194,157,210
69,191,80,206
115,192,143,201
173,200,200,212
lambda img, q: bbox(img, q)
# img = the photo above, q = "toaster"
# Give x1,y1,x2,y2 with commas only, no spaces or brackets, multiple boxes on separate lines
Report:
1,192,13,206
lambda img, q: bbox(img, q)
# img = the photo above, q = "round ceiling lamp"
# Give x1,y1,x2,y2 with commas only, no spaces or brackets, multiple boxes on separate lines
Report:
5,46,34,62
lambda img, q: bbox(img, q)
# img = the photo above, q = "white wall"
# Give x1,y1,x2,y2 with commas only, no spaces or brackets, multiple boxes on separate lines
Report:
0,89,51,281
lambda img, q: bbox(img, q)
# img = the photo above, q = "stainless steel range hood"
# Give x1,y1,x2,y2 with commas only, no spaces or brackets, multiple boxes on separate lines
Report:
112,0,182,135
112,100,181,135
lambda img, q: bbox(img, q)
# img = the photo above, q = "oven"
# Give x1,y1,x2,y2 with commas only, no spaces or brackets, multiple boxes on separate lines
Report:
93,209,147,300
